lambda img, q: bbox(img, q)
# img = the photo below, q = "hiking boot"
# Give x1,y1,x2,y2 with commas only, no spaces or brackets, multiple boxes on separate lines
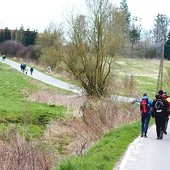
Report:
164,131,167,134
160,131,163,139
141,133,143,137
144,134,147,138
156,137,160,140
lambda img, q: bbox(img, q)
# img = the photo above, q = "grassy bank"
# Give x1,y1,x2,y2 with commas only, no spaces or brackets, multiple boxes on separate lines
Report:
0,63,67,137
55,118,155,170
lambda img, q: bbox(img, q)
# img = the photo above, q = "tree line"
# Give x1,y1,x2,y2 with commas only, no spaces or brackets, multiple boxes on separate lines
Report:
0,26,37,46
1,0,170,97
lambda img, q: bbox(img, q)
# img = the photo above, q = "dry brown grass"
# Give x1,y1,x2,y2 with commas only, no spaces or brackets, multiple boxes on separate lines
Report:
0,127,56,170
43,95,139,159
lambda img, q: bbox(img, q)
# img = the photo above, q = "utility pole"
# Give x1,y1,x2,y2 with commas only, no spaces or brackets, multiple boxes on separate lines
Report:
155,14,169,93
156,42,164,93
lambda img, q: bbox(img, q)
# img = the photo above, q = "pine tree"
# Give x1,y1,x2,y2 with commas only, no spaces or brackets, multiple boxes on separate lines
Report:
164,31,170,60
120,0,131,34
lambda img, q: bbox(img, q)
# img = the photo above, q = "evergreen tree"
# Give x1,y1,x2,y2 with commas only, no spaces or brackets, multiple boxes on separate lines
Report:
120,0,131,34
15,26,25,44
129,17,141,49
164,31,170,60
23,29,37,46
3,27,11,41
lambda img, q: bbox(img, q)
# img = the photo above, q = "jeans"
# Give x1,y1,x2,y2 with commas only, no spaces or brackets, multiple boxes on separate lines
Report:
141,113,151,135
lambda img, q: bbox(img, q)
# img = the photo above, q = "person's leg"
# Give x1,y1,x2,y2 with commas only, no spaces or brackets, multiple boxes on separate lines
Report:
159,116,166,139
164,117,169,134
144,114,151,137
155,117,160,139
141,114,145,137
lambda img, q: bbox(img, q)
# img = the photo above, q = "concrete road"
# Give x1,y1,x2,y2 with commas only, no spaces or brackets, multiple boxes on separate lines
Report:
0,57,84,95
114,123,170,170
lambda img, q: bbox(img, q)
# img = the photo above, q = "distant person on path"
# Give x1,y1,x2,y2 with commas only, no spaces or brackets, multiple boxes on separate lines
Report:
140,93,153,137
47,66,51,73
151,90,169,140
162,91,170,134
30,67,34,75
2,55,6,61
20,63,26,73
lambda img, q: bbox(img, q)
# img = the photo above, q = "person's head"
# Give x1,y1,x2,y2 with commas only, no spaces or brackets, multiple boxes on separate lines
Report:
163,91,167,95
143,93,147,97
158,90,163,95
162,91,169,99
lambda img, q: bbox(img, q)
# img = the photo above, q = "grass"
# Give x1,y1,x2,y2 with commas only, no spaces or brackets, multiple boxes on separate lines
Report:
55,118,155,170
115,58,170,98
54,58,167,170
55,121,140,170
1,57,169,169
0,63,67,137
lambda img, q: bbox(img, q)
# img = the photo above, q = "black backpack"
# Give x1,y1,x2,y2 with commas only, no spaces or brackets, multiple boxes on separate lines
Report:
154,98,164,113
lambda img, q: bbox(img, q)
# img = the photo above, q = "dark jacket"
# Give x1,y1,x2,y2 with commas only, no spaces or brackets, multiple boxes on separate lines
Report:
151,95,168,118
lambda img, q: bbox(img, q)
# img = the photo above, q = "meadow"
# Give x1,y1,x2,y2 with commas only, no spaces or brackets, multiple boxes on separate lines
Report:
0,57,169,169
0,62,67,137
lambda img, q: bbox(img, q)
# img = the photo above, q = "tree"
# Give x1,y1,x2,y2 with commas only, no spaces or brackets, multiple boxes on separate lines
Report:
15,26,25,44
23,29,37,46
36,22,64,68
120,0,131,34
3,27,11,41
153,14,170,44
129,17,141,52
164,31,170,60
59,0,125,97
153,14,170,91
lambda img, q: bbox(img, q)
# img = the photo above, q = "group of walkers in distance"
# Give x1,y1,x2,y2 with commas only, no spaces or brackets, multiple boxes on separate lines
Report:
139,90,170,140
20,63,34,75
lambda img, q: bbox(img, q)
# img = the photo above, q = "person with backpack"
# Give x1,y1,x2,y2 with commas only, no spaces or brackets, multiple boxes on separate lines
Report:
30,67,34,75
151,90,169,140
140,93,153,138
162,91,170,134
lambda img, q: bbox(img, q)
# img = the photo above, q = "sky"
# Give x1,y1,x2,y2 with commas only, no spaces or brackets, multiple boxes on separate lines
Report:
0,0,170,32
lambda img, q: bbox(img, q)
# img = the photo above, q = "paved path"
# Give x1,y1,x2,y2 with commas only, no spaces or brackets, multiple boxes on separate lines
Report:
114,122,170,170
0,57,84,95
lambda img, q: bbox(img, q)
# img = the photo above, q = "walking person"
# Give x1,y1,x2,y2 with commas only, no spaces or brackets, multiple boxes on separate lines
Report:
162,91,170,134
30,67,34,75
47,66,51,73
151,90,169,140
140,93,153,137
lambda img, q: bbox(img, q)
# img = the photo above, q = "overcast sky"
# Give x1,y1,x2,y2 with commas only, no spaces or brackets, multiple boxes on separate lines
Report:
0,0,170,32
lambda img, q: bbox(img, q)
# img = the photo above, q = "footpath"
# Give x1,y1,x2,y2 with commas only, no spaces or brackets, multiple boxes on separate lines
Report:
0,56,84,95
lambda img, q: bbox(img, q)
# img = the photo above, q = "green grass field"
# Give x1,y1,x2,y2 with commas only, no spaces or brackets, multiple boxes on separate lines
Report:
0,63,67,137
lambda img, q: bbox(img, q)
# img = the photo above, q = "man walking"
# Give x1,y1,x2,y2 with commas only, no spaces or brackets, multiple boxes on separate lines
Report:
151,90,169,140
162,91,170,134
140,93,153,138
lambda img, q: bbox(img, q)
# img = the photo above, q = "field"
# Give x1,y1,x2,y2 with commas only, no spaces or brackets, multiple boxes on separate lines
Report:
0,57,170,169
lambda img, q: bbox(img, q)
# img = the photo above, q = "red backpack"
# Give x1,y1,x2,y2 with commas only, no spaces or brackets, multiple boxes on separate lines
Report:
140,99,149,113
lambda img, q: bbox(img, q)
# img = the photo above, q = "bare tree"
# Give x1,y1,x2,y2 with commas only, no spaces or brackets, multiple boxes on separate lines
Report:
153,13,170,44
58,0,125,97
